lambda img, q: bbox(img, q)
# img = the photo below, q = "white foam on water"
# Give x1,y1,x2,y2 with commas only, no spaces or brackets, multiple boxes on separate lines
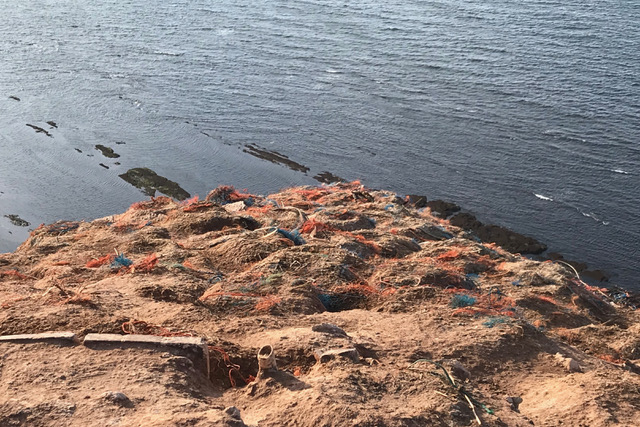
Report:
580,210,609,225
534,194,553,201
612,169,629,174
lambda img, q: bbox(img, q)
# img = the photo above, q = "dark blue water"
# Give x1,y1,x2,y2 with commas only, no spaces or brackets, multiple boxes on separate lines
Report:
1,0,638,288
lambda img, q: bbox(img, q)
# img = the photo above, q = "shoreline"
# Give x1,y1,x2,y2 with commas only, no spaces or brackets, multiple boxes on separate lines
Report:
1,104,630,289
0,175,621,288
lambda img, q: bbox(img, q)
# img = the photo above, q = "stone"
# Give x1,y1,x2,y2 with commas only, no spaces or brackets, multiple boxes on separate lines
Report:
555,353,582,373
4,214,30,227
223,201,246,213
378,236,422,258
353,191,375,202
565,358,582,373
0,332,79,345
311,323,348,337
223,406,248,426
224,406,241,418
623,360,640,375
101,391,133,408
405,194,428,208
314,348,359,364
444,360,471,381
83,334,209,376
313,171,344,184
450,212,547,254
26,123,52,137
83,333,205,347
506,396,523,411
581,269,609,283
243,143,309,173
118,167,190,200
426,200,461,218
416,224,454,241
94,144,120,159
545,253,587,272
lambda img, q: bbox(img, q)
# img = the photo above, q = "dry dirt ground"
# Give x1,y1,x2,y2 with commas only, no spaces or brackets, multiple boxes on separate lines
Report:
1,182,639,426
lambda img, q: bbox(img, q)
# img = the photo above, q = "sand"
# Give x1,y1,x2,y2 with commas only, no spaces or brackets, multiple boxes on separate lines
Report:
1,182,638,426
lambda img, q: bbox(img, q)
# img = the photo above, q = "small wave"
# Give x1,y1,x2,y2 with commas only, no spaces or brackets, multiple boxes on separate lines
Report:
612,169,630,174
535,194,553,201
579,211,609,225
542,129,586,143
153,51,184,57
325,69,342,74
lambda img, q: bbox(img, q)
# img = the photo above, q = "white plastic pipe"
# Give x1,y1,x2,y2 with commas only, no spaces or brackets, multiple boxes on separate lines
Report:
257,345,277,371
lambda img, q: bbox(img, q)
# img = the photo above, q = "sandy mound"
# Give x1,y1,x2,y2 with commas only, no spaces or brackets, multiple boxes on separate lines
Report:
1,182,638,426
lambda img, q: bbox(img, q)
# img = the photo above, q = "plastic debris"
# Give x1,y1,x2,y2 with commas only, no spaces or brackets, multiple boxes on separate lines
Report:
438,249,463,261
449,294,477,308
0,270,30,280
111,253,133,269
409,359,494,421
254,295,281,312
86,254,114,268
466,273,480,286
482,316,511,328
209,345,254,387
206,185,254,205
608,286,638,310
300,219,333,234
208,272,225,283
275,228,305,246
134,253,158,273
257,344,278,371
566,279,616,319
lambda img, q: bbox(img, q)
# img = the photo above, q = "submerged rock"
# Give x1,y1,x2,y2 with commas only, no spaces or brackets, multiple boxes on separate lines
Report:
450,212,547,254
95,144,120,158
243,143,310,173
404,194,428,208
4,214,30,227
26,123,52,137
119,167,190,200
313,171,345,184
426,200,461,218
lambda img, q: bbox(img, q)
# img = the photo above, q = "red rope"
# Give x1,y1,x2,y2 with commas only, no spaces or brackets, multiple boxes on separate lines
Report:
209,346,255,387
